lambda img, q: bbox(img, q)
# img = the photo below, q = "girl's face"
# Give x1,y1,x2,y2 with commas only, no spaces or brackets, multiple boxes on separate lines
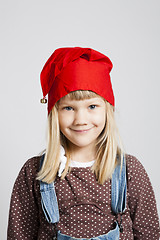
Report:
58,96,106,151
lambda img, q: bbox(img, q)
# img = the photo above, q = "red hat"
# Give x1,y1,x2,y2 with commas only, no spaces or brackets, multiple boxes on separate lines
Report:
40,47,114,114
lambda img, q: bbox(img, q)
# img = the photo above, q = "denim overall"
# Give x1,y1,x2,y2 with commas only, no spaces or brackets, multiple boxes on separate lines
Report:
40,156,127,240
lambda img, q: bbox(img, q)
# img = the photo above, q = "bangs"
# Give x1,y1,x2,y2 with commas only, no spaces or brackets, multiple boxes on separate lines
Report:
60,90,102,101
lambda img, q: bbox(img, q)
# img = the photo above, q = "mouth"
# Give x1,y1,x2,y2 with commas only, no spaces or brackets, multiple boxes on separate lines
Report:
71,127,93,133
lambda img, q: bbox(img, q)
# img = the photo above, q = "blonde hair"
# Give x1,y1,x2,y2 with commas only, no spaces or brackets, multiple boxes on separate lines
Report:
37,90,123,184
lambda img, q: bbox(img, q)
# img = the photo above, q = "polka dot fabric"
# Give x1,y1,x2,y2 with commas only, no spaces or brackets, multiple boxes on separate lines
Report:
54,167,116,238
7,155,160,239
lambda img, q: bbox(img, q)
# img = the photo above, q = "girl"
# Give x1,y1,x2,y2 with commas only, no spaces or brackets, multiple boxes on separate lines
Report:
7,47,160,239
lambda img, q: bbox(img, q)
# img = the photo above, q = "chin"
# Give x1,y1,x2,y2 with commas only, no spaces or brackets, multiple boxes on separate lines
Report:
68,140,96,149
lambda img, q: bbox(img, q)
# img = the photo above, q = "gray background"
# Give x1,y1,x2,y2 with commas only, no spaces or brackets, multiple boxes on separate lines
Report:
1,0,160,239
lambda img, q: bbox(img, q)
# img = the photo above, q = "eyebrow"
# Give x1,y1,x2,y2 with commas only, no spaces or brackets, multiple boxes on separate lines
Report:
59,98,103,104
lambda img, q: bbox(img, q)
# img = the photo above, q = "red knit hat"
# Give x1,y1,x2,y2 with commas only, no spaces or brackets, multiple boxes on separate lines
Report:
40,47,114,114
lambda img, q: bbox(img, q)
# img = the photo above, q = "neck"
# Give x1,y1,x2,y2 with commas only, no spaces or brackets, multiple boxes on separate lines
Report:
68,144,96,163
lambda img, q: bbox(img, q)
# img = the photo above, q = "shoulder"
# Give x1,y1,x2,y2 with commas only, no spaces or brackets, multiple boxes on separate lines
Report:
15,155,42,182
11,155,43,199
125,154,147,177
125,154,151,189
23,155,42,171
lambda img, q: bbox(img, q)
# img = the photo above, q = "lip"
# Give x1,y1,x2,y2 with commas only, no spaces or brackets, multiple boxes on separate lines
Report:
71,127,93,133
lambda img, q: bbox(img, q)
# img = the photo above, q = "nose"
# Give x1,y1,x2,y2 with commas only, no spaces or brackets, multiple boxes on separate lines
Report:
73,109,88,125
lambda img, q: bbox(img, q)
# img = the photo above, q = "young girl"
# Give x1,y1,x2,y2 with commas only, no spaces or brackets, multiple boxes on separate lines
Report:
7,47,160,239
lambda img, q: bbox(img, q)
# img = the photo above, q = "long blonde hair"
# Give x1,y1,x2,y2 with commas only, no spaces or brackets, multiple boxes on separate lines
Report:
37,90,123,184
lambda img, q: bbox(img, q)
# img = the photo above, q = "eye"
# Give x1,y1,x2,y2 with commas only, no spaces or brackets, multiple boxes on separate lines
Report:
89,105,96,110
64,106,73,111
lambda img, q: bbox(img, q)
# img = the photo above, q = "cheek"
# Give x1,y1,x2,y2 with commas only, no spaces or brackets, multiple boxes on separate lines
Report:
58,120,64,131
58,112,72,130
58,113,65,130
94,111,106,127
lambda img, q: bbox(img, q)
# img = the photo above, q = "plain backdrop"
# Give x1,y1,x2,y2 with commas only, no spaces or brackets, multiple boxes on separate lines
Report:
1,0,160,239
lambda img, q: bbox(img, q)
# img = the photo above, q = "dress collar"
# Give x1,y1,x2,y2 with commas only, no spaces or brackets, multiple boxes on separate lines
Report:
58,146,95,177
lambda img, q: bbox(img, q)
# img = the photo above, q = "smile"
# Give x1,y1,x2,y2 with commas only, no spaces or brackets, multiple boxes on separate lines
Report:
71,127,93,133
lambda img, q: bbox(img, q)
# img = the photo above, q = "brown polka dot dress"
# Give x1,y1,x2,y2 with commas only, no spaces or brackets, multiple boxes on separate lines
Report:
7,155,160,239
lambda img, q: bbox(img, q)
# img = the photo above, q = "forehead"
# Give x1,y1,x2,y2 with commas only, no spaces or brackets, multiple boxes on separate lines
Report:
58,96,105,105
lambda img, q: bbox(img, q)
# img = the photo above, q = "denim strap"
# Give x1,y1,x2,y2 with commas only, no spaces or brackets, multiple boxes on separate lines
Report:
111,156,127,214
40,155,60,223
